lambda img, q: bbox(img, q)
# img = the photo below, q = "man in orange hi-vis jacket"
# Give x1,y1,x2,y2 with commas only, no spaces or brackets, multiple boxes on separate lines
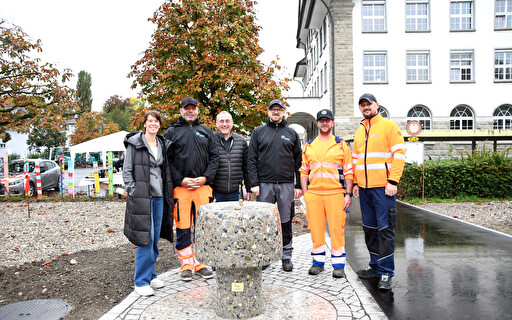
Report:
300,109,353,278
352,93,406,291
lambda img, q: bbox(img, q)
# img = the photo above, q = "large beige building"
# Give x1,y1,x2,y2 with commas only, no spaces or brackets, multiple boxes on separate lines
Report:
289,0,512,158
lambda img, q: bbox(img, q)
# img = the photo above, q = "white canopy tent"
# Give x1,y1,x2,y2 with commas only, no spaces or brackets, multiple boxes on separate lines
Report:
69,130,129,169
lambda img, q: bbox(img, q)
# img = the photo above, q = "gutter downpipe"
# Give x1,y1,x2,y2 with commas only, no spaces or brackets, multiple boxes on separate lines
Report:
318,0,336,133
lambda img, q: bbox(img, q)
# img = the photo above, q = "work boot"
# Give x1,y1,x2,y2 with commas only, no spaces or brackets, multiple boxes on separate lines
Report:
282,259,293,272
181,269,192,281
308,265,324,275
262,264,270,270
196,267,214,279
332,268,345,278
357,266,380,280
378,274,392,290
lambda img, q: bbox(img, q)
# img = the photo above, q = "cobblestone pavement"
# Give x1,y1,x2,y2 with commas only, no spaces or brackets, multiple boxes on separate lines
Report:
99,234,386,320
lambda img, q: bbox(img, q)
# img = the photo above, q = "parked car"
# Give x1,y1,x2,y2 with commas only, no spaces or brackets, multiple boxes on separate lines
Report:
0,159,61,197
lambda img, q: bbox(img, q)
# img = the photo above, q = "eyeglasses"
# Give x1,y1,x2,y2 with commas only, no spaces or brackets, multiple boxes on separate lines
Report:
317,118,332,123
270,108,283,113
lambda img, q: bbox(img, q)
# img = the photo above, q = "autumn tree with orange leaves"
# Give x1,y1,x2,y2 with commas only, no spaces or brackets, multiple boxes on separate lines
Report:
130,0,289,133
0,20,79,142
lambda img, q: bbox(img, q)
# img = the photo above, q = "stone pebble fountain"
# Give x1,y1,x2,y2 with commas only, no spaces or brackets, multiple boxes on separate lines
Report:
195,201,281,318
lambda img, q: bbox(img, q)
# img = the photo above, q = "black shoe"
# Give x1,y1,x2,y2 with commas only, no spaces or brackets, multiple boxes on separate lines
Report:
196,267,214,279
262,264,270,270
332,268,345,278
308,265,324,275
282,259,293,272
378,274,392,290
181,269,192,281
357,267,380,280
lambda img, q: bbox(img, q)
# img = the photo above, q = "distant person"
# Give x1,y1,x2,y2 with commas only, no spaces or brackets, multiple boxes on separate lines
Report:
123,110,174,296
300,109,353,278
352,93,406,291
212,111,252,202
247,99,302,272
163,97,219,281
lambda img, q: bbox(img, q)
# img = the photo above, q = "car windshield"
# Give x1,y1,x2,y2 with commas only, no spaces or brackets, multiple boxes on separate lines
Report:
8,162,35,174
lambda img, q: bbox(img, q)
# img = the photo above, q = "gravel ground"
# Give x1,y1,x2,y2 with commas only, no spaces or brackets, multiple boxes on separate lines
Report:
416,200,512,235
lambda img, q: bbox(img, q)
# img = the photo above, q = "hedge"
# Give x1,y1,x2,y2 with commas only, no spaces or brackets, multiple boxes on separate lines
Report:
398,147,512,199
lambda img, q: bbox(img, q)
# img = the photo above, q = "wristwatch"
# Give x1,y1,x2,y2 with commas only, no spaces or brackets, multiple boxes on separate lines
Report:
345,192,353,197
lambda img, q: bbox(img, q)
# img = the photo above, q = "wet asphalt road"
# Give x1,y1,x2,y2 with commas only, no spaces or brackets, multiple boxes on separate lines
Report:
346,200,512,320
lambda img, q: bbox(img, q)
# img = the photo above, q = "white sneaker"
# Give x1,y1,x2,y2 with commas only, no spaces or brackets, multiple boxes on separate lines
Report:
150,278,165,289
134,285,154,296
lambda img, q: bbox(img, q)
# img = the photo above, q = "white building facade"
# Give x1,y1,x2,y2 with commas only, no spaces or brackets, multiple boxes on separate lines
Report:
292,0,512,157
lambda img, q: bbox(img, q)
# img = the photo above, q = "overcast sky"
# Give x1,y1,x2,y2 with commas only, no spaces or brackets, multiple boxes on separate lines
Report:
2,0,304,112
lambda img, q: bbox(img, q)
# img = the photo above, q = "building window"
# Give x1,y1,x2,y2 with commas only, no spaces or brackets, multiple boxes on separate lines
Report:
450,105,474,129
363,51,387,83
450,50,474,82
407,105,432,129
320,70,324,94
407,51,430,83
495,49,512,82
406,0,430,32
323,17,328,49
450,0,474,31
362,1,386,32
378,106,390,118
495,0,512,29
324,64,328,93
493,105,512,129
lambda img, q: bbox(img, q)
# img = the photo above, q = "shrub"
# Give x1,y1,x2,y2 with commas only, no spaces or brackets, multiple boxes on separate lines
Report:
399,146,512,199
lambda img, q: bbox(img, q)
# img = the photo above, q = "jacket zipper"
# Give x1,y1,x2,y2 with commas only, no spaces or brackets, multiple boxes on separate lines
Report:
364,121,370,188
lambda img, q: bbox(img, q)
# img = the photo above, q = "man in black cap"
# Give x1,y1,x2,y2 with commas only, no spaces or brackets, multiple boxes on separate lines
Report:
163,97,219,281
352,93,406,291
299,109,353,278
247,99,302,272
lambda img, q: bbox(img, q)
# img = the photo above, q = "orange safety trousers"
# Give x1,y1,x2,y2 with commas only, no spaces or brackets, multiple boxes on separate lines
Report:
174,185,213,271
304,191,347,254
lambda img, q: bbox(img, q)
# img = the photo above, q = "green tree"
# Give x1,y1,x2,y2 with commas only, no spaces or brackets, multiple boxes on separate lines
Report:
0,20,79,142
27,126,67,155
102,95,134,131
129,0,289,133
76,70,92,113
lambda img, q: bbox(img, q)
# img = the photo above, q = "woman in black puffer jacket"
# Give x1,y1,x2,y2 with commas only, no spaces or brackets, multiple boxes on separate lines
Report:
123,110,173,297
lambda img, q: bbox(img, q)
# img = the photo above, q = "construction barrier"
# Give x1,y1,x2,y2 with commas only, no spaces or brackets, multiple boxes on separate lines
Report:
35,161,42,198
93,162,100,197
3,154,8,195
68,160,74,198
107,152,113,197
23,158,29,197
59,155,65,197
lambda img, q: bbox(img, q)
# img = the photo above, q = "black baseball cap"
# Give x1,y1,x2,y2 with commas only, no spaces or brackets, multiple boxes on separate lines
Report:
268,99,285,109
316,109,334,121
358,93,377,104
180,97,198,108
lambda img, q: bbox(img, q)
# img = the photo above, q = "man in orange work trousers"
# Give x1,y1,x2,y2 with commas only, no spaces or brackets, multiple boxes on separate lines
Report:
163,97,219,281
300,109,353,278
352,93,406,291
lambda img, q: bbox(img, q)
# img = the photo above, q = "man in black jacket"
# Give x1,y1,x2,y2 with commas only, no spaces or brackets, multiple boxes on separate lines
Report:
163,97,219,281
248,99,303,272
212,111,252,202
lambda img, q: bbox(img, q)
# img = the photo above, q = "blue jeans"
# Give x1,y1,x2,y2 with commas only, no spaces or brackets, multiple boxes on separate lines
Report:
134,197,163,287
359,187,397,277
213,190,239,202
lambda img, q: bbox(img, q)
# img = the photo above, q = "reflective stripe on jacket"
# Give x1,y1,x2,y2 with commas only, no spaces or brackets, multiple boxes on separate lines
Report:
299,135,353,195
352,113,406,188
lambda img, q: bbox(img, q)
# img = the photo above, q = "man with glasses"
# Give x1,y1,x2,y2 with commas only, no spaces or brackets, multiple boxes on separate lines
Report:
300,109,353,278
248,99,303,272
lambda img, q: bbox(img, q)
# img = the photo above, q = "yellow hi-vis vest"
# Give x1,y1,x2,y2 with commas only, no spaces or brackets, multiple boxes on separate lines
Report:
299,135,353,195
352,113,406,189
